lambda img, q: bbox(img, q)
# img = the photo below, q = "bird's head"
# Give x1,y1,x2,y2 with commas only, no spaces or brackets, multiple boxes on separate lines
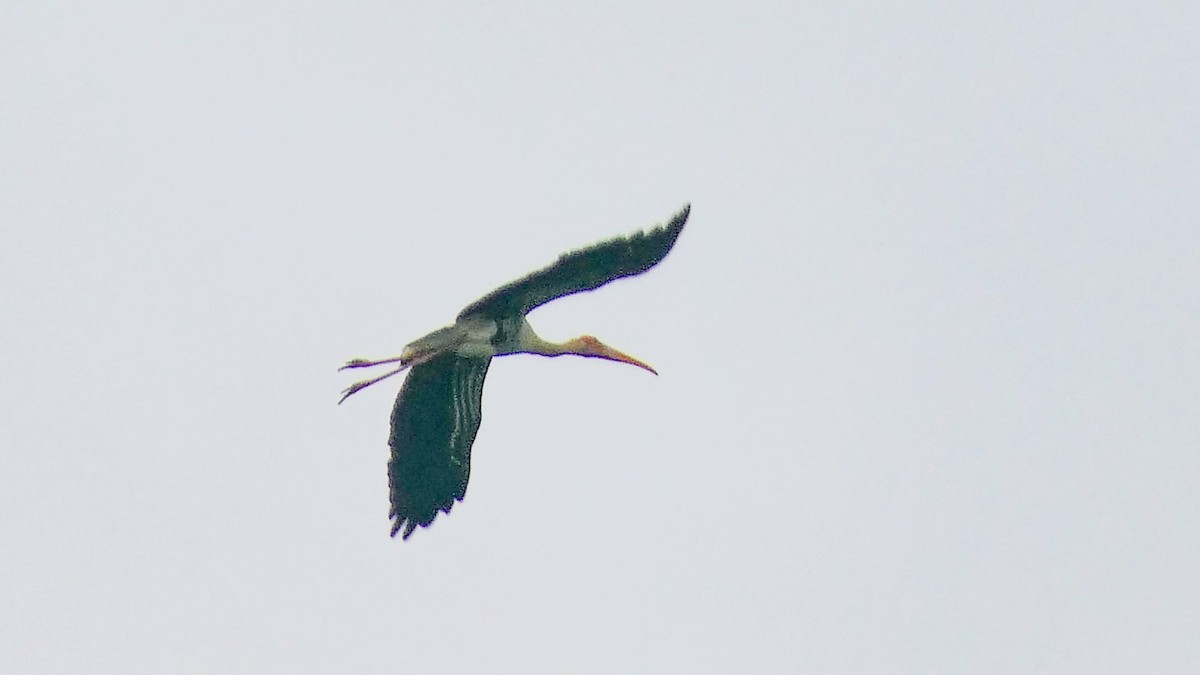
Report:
562,335,658,375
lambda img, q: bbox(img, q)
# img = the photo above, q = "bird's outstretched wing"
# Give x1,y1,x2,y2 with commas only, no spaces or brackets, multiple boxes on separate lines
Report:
388,353,492,539
457,204,690,321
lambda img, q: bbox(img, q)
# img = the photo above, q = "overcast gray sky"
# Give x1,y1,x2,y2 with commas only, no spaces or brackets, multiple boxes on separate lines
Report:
3,2,1198,673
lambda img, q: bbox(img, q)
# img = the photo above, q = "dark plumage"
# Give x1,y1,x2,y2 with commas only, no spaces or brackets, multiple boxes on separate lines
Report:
458,204,690,320
388,354,490,539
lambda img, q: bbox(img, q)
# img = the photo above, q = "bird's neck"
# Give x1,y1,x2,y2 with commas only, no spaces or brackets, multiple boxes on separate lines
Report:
522,326,570,357
499,319,567,357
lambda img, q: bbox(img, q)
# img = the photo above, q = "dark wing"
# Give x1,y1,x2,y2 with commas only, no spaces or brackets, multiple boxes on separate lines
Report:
388,353,492,539
457,204,690,321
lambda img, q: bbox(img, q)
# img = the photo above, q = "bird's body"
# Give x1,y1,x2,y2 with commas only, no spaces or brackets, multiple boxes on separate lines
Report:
341,205,690,538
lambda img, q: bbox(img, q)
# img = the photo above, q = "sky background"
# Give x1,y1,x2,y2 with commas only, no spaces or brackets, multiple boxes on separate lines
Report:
3,2,1198,673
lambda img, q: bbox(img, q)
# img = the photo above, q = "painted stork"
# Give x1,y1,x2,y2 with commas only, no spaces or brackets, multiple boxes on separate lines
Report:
340,205,690,538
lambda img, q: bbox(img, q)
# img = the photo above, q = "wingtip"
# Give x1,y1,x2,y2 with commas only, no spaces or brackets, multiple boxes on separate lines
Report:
675,203,691,222
654,203,690,246
390,518,416,539
662,203,690,234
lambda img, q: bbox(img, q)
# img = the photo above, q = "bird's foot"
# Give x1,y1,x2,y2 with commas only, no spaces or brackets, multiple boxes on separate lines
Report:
337,361,412,404
339,356,403,371
338,379,374,404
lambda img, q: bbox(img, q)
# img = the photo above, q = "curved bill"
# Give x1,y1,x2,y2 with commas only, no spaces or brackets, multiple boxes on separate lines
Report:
587,340,658,375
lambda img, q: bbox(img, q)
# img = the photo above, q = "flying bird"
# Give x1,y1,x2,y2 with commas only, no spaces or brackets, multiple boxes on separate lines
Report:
340,205,690,538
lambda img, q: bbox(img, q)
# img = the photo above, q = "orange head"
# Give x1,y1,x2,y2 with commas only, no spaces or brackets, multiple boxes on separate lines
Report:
562,335,658,375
